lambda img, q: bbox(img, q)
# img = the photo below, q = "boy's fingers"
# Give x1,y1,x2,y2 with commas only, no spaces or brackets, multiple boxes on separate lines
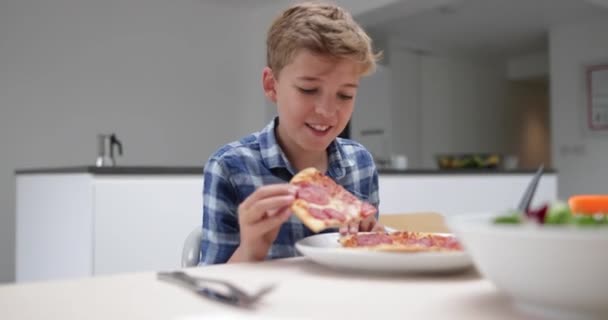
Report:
360,216,375,231
243,195,294,224
349,222,359,234
339,225,348,235
360,220,371,231
240,184,297,210
340,221,359,235
252,208,292,234
372,223,386,232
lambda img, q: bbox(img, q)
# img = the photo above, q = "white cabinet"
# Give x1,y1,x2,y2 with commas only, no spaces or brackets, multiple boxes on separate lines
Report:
16,168,558,283
16,171,202,282
378,172,558,215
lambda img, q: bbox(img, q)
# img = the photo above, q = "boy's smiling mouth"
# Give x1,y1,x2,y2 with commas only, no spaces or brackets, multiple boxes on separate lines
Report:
306,123,331,133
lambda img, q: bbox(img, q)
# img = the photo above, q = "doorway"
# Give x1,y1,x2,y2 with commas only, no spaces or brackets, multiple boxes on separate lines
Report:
507,77,552,169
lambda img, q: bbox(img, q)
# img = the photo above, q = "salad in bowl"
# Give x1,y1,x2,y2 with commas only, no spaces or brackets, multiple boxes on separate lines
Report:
446,195,608,320
493,195,608,226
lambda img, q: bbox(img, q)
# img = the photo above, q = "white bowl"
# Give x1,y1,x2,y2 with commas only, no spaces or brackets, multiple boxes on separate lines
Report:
446,213,608,320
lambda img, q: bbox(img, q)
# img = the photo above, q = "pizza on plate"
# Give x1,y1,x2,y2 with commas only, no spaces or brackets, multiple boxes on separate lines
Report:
339,231,463,252
290,167,377,233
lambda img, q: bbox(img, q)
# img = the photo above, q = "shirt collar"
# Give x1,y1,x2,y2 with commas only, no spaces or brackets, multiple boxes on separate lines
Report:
259,117,291,171
259,117,356,178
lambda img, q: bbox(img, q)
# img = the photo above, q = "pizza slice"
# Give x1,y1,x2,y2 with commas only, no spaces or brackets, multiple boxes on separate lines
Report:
290,167,377,232
339,231,463,252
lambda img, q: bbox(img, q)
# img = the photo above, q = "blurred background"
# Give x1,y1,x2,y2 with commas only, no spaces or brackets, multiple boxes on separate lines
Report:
1,0,608,283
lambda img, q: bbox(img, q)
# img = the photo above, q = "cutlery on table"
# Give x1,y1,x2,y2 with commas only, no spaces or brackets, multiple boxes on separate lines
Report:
157,271,275,308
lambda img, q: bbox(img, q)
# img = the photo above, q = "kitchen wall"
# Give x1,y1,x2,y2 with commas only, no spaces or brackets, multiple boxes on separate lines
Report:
0,0,258,283
351,64,393,162
353,40,513,168
418,54,511,167
549,17,608,198
0,0,416,284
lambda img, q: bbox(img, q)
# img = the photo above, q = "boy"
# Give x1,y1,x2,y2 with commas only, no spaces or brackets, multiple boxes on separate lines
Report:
201,1,382,265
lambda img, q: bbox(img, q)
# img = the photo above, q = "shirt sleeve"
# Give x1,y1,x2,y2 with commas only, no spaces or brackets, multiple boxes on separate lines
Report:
368,166,380,219
200,158,240,265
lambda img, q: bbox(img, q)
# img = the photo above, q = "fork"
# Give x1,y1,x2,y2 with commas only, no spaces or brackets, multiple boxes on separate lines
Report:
157,271,274,308
517,164,544,213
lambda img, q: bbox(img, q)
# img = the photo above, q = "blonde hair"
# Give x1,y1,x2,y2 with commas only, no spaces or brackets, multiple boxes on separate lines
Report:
266,1,381,77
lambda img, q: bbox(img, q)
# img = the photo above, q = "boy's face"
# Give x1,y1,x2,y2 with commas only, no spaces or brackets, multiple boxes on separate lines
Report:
263,49,360,154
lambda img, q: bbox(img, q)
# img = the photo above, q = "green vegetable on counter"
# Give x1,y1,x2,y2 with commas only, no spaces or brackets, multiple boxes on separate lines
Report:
493,210,523,224
493,200,608,227
572,214,608,226
545,201,572,225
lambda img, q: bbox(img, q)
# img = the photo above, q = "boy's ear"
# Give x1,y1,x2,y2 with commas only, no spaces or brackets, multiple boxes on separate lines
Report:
262,67,277,103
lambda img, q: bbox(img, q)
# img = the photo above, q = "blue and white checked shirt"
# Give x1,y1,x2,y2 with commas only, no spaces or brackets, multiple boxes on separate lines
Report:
200,117,379,265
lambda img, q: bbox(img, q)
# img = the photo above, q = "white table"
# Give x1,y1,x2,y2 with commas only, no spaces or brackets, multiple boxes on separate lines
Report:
0,257,528,320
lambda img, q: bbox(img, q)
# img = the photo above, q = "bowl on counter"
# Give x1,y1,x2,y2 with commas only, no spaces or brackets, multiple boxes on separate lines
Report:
435,153,501,169
446,213,608,320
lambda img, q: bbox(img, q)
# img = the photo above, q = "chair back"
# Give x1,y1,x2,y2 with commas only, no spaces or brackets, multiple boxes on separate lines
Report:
181,227,203,267
379,212,450,233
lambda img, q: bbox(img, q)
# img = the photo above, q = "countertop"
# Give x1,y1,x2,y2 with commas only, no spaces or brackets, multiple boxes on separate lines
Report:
15,166,556,175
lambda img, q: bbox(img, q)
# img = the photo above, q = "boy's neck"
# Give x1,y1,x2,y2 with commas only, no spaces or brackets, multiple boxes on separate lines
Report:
275,125,329,174
290,151,328,174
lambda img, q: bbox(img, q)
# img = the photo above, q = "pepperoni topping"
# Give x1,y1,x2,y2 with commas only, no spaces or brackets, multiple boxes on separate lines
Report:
342,231,463,251
355,233,393,246
308,207,347,222
308,207,331,220
324,208,346,222
417,236,432,247
337,190,357,203
295,183,330,206
439,236,463,250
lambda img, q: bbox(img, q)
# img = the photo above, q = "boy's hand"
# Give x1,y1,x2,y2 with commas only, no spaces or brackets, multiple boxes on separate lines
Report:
339,215,385,235
230,184,296,262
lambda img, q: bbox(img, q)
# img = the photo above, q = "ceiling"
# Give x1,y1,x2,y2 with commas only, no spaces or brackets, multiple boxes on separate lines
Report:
366,0,608,58
205,0,286,9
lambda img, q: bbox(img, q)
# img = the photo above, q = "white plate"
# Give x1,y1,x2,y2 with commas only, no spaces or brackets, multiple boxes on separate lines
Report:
295,232,473,274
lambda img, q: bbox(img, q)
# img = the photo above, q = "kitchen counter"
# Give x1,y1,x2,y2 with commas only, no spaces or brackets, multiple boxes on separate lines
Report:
377,168,556,175
14,166,558,283
15,166,205,175
15,166,556,175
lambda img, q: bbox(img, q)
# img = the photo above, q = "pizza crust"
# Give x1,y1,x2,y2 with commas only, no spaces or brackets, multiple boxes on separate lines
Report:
292,199,342,233
290,167,319,184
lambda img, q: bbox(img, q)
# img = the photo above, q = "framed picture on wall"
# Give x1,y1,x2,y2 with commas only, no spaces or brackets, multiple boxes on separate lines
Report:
586,64,608,131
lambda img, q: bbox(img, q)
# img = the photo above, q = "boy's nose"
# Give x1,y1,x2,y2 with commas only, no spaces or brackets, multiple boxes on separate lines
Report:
314,97,337,117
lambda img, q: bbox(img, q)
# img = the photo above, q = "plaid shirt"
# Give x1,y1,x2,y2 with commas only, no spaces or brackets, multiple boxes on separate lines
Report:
200,117,379,265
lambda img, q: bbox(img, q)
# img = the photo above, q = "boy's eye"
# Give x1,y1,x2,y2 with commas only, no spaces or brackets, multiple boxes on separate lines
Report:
298,87,318,95
337,93,353,101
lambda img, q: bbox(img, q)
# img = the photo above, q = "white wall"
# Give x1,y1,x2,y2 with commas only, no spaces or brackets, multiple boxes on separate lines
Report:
0,0,258,282
507,51,549,80
353,41,513,169
549,18,608,198
419,55,511,167
351,65,393,160
388,45,422,166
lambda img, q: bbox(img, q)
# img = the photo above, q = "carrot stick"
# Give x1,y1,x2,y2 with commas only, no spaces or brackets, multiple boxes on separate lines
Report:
568,195,608,215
